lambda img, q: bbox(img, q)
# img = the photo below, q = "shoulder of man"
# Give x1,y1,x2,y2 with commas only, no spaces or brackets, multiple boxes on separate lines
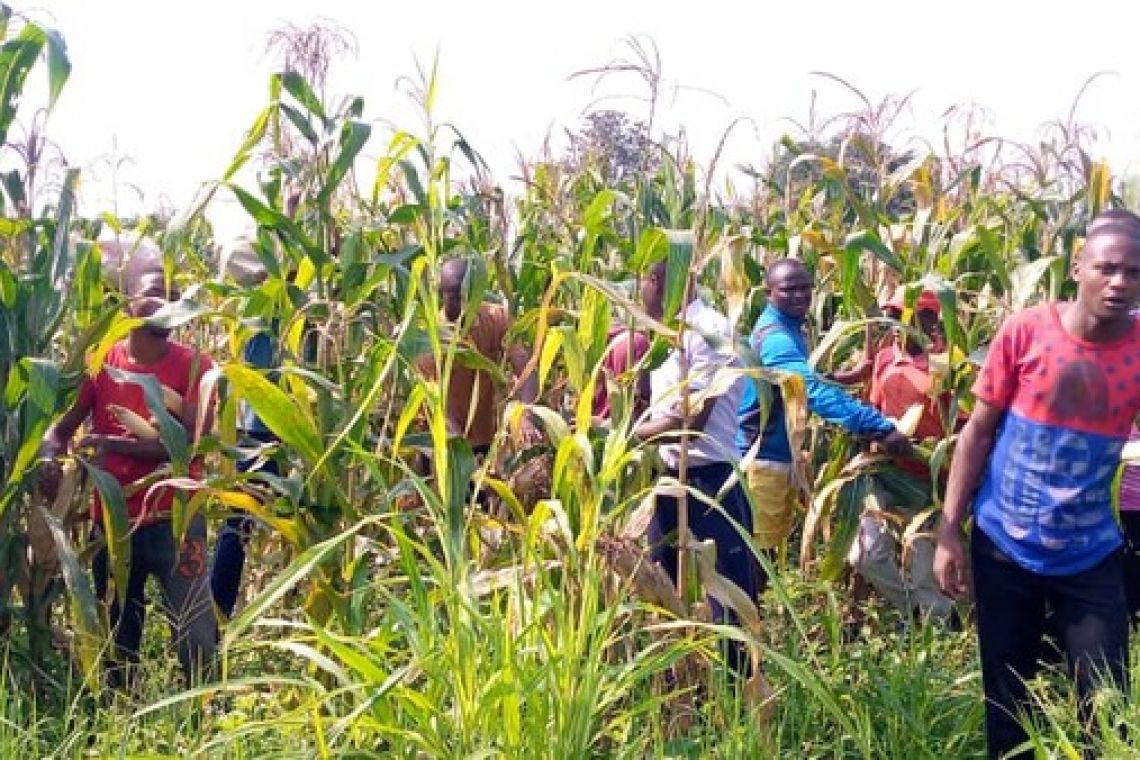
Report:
472,301,511,356
103,340,130,368
1005,303,1050,331
756,323,803,361
688,299,732,336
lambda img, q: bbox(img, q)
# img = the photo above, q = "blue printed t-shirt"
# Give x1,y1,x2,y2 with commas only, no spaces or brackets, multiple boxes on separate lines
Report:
972,302,1140,575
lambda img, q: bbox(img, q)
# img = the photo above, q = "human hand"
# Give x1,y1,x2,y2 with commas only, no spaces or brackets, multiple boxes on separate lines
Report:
933,522,969,599
76,433,130,464
879,429,914,459
518,415,544,448
37,457,64,502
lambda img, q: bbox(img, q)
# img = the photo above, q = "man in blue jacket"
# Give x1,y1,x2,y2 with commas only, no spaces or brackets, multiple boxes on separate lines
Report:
738,258,913,553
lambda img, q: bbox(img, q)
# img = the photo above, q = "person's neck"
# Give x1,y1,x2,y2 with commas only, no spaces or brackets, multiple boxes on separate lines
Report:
771,304,804,323
127,330,171,364
1060,302,1133,343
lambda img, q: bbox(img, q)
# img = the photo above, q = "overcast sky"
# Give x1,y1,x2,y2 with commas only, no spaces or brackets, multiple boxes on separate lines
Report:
27,0,1140,237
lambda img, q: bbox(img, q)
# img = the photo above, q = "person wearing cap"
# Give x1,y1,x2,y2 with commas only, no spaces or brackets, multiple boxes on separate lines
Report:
737,259,914,570
847,287,960,624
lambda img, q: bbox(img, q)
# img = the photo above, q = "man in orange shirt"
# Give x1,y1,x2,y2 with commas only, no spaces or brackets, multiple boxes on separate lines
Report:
848,289,958,623
419,258,539,465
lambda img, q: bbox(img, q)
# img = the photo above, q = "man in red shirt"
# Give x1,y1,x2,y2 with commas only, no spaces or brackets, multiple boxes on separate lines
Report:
935,213,1140,758
39,260,217,688
591,325,650,422
848,289,959,623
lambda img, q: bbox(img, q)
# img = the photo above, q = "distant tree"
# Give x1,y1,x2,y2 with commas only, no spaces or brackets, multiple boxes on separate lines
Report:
563,110,660,188
765,131,917,219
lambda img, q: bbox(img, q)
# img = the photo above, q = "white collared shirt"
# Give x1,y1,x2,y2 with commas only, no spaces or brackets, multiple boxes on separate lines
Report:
648,298,746,469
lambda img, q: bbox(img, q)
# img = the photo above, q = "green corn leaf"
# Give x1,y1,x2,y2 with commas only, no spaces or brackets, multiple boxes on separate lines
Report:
222,363,323,467
277,70,326,120
222,515,382,649
37,505,103,690
316,120,371,207
77,457,131,607
42,25,69,111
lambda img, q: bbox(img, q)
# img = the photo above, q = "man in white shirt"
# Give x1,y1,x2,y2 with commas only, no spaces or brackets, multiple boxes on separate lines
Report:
634,259,759,676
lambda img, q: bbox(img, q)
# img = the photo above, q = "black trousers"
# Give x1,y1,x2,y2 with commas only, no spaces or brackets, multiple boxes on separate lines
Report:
1120,511,1140,625
647,461,762,676
93,515,217,688
972,528,1128,759
211,432,280,618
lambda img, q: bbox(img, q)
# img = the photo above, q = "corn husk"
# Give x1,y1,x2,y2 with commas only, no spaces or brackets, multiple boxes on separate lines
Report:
108,404,159,440
889,403,925,438
160,384,184,417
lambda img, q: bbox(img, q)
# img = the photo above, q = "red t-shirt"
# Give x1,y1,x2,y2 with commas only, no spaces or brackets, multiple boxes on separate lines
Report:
868,344,956,479
970,302,1140,574
591,327,650,419
78,341,214,523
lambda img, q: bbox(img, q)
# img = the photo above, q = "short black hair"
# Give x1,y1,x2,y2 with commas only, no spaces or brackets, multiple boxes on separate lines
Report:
766,257,809,284
1087,209,1140,247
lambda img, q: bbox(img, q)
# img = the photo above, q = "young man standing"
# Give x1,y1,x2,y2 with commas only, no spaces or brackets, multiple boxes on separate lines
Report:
738,258,913,553
635,259,758,674
934,212,1140,759
39,262,217,688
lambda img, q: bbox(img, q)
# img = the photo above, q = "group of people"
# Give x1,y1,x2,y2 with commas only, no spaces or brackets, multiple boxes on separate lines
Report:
31,209,1140,758
588,215,1140,759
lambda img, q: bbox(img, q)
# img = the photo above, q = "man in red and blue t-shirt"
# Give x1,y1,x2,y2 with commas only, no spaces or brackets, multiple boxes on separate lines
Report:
935,211,1140,759
39,261,217,689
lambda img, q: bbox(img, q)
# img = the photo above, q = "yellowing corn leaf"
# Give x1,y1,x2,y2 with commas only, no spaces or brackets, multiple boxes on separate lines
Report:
214,490,263,512
779,373,810,494
690,536,761,631
890,403,925,438
799,228,828,251
1087,160,1112,219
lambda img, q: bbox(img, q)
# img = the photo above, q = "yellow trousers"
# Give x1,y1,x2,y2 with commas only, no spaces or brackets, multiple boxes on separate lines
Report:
745,460,798,549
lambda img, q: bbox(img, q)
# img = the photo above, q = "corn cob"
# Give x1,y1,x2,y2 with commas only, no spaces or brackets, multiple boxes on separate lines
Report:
108,404,160,440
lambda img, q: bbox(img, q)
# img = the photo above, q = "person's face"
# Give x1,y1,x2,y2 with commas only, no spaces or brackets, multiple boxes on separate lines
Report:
439,266,466,322
917,308,945,353
128,271,179,337
640,265,665,318
1073,231,1140,321
766,265,812,319
441,280,463,322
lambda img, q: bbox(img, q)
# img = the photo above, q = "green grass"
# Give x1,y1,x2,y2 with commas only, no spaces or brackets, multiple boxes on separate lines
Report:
0,569,983,759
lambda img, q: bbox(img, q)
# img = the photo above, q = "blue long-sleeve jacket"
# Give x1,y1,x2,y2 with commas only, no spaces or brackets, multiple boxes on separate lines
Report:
737,304,894,462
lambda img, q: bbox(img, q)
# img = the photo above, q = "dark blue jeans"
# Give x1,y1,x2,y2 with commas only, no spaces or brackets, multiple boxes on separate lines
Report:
211,436,278,618
972,528,1129,760
647,461,761,676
